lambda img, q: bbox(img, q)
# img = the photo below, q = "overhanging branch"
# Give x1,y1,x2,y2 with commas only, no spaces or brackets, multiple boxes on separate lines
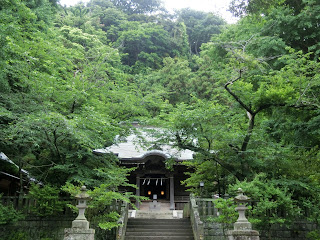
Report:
225,70,253,114
175,133,240,179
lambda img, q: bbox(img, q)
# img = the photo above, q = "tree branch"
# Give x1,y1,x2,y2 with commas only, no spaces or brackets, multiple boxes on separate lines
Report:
225,70,254,114
175,133,242,179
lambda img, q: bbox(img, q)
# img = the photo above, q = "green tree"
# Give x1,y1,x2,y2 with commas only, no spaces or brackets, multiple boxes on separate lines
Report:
137,57,195,104
116,22,174,69
229,0,320,59
177,9,225,54
109,0,163,14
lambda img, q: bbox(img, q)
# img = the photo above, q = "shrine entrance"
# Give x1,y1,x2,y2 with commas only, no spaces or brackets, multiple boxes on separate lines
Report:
132,153,177,209
94,125,193,211
118,151,191,210
141,174,168,200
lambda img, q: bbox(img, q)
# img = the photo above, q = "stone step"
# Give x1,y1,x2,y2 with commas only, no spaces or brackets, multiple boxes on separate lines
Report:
128,218,190,221
127,219,191,225
126,237,193,240
139,201,171,211
126,231,193,236
125,218,194,240
127,227,192,235
130,210,183,219
127,225,192,230
125,236,194,240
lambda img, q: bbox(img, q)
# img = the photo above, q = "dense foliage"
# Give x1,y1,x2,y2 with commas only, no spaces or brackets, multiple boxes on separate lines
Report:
1,0,320,234
0,194,24,225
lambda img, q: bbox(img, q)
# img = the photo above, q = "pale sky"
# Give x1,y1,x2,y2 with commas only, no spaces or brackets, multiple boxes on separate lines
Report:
59,0,238,23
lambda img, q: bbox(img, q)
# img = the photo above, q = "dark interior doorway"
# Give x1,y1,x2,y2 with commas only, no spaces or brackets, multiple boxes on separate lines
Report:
141,174,167,200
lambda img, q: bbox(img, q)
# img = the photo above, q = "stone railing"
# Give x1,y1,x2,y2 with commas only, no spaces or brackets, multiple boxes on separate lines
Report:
190,194,204,240
116,201,129,240
190,194,318,240
175,195,190,210
196,197,218,221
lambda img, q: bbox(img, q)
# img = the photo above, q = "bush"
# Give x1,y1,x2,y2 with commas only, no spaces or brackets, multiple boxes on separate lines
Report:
6,231,28,240
307,230,320,240
230,173,301,229
0,194,24,225
27,183,65,216
211,198,237,225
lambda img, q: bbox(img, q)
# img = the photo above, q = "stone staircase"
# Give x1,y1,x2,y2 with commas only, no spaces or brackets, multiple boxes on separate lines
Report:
129,210,183,219
125,218,194,240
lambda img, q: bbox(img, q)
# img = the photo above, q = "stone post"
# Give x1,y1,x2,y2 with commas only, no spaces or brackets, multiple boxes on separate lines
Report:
227,188,260,240
64,186,95,240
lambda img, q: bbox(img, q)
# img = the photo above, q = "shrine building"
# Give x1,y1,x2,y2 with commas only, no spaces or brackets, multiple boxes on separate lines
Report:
94,125,194,210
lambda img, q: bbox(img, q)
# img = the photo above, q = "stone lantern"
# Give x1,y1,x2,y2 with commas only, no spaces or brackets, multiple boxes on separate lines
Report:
227,188,260,240
64,185,95,240
233,188,251,230
72,186,91,229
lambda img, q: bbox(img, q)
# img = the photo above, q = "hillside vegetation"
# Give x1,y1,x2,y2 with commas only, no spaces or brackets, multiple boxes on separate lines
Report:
1,0,320,235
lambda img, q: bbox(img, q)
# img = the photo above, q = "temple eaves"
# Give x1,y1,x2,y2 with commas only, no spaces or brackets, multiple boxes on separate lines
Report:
93,128,194,161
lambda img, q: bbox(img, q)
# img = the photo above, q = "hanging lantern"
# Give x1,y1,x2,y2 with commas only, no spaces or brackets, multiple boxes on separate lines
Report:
161,191,165,196
148,191,152,195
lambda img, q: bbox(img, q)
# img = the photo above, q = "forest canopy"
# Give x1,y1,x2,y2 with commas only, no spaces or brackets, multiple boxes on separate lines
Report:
0,0,320,234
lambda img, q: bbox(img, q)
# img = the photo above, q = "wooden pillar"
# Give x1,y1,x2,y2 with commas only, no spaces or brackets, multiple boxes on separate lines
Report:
166,177,170,201
136,175,140,209
170,176,175,210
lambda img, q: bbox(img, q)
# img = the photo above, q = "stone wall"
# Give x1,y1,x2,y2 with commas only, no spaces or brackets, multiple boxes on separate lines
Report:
203,222,229,240
202,221,317,240
259,221,318,240
0,216,115,240
0,216,73,240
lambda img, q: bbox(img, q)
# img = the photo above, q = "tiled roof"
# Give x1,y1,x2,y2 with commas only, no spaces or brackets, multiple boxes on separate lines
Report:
94,128,194,160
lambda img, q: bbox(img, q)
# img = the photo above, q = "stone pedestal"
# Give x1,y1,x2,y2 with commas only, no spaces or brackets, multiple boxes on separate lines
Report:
64,214,96,240
64,228,95,240
71,219,90,229
227,230,260,240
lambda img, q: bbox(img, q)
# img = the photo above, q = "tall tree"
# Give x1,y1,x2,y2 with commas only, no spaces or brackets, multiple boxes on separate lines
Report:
177,9,225,54
109,0,163,14
229,0,320,59
116,22,175,69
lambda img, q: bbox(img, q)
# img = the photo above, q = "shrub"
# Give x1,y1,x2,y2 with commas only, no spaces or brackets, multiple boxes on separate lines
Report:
27,183,65,216
230,173,301,229
0,194,24,225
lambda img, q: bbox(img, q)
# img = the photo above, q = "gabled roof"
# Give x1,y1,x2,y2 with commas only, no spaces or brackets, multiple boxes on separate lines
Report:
94,127,194,161
0,152,38,182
